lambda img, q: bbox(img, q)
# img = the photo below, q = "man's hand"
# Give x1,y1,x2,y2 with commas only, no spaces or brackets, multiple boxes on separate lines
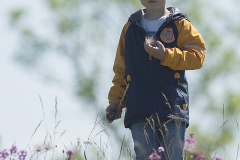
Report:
144,40,166,61
105,104,122,123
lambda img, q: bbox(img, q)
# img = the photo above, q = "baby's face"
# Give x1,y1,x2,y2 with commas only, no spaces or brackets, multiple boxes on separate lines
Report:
140,0,166,11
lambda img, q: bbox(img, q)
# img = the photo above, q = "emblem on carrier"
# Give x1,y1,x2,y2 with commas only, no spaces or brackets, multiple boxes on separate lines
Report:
160,28,175,43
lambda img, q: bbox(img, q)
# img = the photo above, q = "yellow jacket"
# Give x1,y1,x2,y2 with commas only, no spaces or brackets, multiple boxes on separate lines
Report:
108,7,206,128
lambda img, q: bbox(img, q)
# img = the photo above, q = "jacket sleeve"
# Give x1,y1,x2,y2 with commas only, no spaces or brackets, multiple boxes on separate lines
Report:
161,19,206,70
108,22,131,107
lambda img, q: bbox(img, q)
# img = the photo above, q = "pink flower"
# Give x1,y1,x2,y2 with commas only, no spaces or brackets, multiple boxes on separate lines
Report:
184,133,197,149
148,152,161,160
0,149,9,158
9,145,17,155
184,137,196,149
66,150,74,160
215,157,221,160
17,150,27,160
189,133,194,138
158,147,165,153
193,150,206,160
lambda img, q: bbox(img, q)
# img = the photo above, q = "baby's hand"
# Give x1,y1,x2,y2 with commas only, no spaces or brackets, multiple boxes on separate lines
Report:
144,40,166,61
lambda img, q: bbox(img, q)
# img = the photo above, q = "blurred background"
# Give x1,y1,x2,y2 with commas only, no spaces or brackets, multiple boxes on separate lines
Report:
1,0,240,159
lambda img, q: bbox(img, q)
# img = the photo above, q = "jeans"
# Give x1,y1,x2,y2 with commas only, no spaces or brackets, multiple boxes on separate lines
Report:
129,119,186,160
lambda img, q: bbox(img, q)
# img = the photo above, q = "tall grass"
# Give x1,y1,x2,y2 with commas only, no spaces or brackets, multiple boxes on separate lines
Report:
0,98,239,160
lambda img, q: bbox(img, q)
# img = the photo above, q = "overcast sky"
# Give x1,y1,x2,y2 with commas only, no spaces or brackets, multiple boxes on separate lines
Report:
0,1,125,159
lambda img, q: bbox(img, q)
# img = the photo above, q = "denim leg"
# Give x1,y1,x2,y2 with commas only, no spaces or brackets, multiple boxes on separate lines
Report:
130,120,186,160
159,121,186,160
130,121,157,160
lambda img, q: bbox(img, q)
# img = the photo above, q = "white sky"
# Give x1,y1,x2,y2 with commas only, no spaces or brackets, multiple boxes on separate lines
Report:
0,0,137,159
0,1,129,159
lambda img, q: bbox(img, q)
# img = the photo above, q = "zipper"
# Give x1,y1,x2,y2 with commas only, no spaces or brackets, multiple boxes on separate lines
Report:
135,22,154,60
134,22,157,114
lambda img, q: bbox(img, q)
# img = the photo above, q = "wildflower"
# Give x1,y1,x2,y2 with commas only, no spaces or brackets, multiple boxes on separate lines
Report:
193,151,206,160
184,133,196,149
33,144,43,153
84,141,92,145
66,150,74,160
17,150,27,160
0,149,9,159
215,157,221,160
148,148,162,160
158,146,164,153
189,132,194,138
66,150,74,156
148,152,161,160
193,152,201,159
43,143,53,152
185,138,196,149
9,145,17,155
77,138,81,147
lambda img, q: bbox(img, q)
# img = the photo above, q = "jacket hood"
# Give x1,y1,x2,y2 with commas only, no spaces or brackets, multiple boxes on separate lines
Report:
129,7,189,24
